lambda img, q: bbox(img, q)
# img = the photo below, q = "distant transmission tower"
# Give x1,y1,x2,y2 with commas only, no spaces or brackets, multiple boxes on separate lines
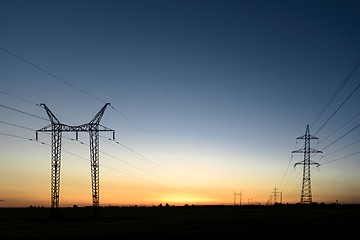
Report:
272,186,279,204
292,125,322,204
233,191,242,206
36,103,115,217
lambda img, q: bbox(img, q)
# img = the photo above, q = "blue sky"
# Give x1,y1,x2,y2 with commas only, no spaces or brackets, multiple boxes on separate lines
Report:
1,0,360,207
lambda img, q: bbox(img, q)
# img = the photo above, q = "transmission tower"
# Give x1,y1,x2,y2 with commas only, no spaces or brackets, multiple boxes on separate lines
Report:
272,186,279,204
36,103,115,217
233,191,242,206
292,125,321,204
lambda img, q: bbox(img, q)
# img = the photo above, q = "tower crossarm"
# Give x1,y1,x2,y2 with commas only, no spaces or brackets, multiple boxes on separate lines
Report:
292,148,323,154
36,124,53,132
294,160,321,167
36,122,114,140
296,134,318,140
55,123,114,132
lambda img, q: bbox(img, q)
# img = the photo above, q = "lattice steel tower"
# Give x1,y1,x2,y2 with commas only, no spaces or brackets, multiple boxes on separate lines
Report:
292,125,321,204
36,103,114,217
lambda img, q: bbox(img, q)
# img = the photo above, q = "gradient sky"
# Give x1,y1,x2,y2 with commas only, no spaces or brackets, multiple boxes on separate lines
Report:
1,0,360,207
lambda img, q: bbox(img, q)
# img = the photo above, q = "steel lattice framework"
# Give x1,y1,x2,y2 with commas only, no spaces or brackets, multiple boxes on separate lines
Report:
36,103,114,217
292,125,322,204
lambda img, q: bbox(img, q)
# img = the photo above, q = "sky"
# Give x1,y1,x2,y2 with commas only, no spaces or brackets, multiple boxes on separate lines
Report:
1,0,360,207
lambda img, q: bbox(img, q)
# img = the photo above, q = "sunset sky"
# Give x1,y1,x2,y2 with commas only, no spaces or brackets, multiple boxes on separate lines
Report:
1,0,360,207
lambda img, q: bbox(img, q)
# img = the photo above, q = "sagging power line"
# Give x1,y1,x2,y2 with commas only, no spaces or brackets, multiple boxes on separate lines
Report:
0,101,202,191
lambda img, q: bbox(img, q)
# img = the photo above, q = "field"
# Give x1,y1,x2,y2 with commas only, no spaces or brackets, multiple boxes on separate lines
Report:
1,204,359,239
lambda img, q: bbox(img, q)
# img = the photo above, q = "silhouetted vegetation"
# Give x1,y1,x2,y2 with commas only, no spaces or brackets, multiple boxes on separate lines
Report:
0,204,359,238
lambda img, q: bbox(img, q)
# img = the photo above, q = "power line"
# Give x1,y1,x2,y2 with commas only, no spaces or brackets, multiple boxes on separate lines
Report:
0,104,49,121
0,102,200,189
0,130,166,187
0,45,105,104
0,120,36,131
0,46,222,199
322,150,360,165
281,59,360,203
0,89,39,106
0,112,201,193
310,57,360,129
323,138,360,158
314,78,360,136
100,136,201,187
278,154,294,190
0,44,183,171
321,122,360,151
320,111,360,144
0,129,208,205
0,132,35,141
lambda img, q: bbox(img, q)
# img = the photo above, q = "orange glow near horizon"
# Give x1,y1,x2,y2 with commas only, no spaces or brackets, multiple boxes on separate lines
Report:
153,194,221,206
1,183,359,208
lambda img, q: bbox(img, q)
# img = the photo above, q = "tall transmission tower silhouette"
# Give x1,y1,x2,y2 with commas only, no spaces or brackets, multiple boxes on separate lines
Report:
36,103,115,217
292,125,322,204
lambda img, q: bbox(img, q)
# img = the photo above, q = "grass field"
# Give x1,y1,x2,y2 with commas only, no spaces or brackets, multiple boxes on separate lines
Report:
1,204,359,239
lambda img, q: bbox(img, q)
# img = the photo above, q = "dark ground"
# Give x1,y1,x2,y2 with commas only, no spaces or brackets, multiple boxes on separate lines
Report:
0,204,359,239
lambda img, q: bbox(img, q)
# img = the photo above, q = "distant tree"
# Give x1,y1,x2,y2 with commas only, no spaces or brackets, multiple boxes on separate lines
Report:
165,203,170,208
